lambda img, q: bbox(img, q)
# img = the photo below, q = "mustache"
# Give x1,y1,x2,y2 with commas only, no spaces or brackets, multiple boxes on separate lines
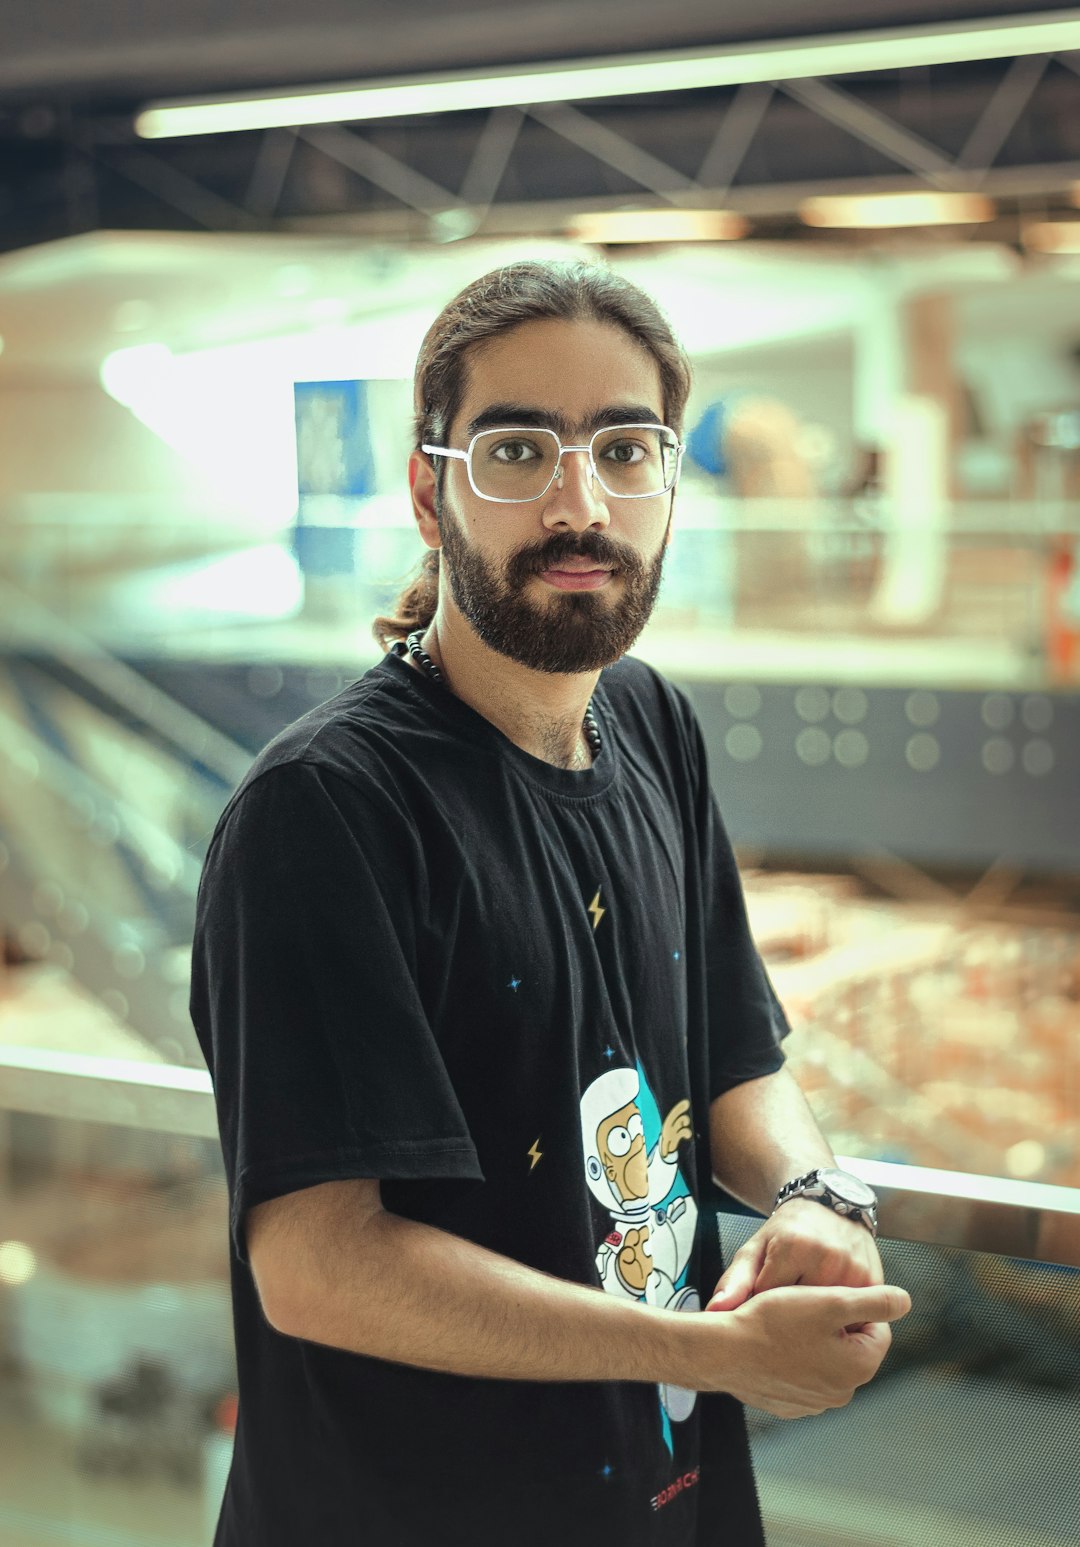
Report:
506,531,644,587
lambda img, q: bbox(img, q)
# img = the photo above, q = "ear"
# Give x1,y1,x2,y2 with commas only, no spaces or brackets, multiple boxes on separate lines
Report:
408,449,442,552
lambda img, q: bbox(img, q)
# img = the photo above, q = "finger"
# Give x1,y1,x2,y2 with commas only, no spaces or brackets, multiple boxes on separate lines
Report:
758,1245,876,1294
706,1245,764,1311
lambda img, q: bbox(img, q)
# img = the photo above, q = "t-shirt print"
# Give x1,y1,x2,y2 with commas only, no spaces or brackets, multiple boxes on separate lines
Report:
580,1057,700,1452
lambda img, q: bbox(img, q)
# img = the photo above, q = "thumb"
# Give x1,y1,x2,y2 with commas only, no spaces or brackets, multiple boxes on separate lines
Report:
706,1249,761,1312
832,1283,912,1331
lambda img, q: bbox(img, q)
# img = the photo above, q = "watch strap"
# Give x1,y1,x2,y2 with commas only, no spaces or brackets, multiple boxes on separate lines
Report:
773,1167,879,1238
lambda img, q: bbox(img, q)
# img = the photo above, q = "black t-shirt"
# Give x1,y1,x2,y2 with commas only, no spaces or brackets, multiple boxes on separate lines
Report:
191,652,788,1547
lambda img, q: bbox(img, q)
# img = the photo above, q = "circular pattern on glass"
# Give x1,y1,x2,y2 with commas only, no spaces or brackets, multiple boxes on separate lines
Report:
904,691,940,728
832,688,868,725
57,901,90,935
18,921,50,957
794,686,830,723
725,724,762,762
1021,695,1053,733
981,738,1014,775
981,693,1014,730
113,945,146,980
723,683,762,719
905,733,940,772
33,881,64,917
833,730,869,768
1022,739,1054,777
248,665,284,698
49,941,75,971
796,727,832,766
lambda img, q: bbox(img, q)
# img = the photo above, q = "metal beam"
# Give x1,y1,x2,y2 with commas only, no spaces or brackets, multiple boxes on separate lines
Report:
779,76,958,186
91,145,258,230
298,123,458,214
245,126,298,216
529,101,697,202
458,106,524,209
696,82,773,196
955,54,1048,176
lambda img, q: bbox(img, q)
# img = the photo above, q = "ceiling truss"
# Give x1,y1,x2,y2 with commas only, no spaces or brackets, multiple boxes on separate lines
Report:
2,49,1079,253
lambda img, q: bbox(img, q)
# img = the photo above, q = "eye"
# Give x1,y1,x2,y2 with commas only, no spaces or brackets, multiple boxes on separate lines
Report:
600,437,648,465
488,437,541,464
627,1112,644,1141
606,1125,632,1158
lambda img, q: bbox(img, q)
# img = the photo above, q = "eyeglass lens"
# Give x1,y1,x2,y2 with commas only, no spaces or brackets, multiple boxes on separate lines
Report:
470,426,679,501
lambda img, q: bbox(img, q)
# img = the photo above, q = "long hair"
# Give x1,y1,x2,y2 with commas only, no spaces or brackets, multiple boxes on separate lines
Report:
371,260,692,650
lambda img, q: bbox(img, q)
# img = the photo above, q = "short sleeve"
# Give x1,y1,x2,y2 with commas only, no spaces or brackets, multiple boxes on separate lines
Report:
190,761,482,1265
685,711,790,1098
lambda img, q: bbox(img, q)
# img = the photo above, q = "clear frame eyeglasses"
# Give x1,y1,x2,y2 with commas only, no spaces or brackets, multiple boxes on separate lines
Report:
422,423,684,504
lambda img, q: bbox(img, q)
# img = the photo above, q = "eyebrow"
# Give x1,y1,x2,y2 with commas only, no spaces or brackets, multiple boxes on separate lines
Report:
462,403,664,440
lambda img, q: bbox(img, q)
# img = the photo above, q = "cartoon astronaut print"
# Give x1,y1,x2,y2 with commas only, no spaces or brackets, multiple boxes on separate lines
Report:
580,1065,700,1426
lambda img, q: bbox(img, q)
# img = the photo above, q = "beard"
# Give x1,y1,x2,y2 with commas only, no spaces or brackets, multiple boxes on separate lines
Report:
436,500,670,675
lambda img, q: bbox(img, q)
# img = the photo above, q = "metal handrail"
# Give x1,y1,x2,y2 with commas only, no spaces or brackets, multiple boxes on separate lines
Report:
1,1043,1077,1267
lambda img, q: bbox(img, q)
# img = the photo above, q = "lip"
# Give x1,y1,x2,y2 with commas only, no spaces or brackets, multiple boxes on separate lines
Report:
540,567,614,591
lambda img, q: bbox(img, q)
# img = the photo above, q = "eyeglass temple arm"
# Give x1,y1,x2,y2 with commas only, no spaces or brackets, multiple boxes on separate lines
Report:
420,444,468,461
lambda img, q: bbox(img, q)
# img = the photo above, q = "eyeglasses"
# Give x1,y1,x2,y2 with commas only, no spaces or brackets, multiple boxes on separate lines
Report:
422,423,684,504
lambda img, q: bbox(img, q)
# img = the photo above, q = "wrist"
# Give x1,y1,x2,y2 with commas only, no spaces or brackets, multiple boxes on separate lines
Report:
644,1302,734,1395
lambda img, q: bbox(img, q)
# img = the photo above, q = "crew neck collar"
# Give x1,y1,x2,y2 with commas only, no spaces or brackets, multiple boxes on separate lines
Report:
375,651,618,799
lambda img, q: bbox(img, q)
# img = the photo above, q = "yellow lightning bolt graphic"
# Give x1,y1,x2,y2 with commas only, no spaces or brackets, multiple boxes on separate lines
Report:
527,1138,543,1171
588,888,605,931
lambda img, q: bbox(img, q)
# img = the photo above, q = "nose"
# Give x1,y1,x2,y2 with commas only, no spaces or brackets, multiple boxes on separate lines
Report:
541,449,610,533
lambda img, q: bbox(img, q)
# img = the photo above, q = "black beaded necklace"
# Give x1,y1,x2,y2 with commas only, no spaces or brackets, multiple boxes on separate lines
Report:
391,629,602,762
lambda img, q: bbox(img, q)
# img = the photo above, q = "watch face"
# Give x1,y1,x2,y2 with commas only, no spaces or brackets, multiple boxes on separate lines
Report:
820,1168,877,1208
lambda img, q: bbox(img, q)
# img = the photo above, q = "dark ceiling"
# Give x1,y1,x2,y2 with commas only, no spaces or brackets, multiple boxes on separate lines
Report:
2,1,1079,254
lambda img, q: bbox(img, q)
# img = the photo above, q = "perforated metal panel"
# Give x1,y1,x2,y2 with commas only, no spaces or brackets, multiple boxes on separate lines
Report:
718,1217,1080,1546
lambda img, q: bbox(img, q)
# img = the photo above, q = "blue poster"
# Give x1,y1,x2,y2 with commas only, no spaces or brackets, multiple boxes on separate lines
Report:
293,380,375,577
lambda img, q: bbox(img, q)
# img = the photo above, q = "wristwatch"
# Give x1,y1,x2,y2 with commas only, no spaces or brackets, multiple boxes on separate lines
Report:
773,1167,879,1238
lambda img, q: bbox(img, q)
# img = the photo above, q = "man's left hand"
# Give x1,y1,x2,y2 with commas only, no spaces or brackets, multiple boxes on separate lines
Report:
706,1199,883,1312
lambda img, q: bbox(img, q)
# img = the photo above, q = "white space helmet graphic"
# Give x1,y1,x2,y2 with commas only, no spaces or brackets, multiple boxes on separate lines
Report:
580,1066,641,1208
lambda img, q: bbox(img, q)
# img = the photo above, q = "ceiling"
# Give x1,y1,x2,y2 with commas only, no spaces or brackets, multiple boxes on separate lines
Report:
1,2,1080,254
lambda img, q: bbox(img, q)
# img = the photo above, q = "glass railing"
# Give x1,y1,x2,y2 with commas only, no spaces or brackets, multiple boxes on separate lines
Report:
0,1074,1077,1546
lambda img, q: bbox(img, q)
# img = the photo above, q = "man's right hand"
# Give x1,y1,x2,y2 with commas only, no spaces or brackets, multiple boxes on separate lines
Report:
686,1283,911,1418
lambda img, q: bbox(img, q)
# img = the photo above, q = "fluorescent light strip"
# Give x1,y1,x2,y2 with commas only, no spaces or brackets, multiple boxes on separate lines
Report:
136,11,1080,138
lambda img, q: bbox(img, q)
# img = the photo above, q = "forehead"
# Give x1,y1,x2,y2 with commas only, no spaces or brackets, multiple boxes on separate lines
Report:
454,316,664,438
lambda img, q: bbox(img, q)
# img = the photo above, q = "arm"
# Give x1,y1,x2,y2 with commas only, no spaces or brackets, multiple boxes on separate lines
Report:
247,1175,908,1417
707,1066,884,1310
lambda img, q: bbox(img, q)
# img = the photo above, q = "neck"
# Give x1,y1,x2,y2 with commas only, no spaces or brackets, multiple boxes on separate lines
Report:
416,601,600,770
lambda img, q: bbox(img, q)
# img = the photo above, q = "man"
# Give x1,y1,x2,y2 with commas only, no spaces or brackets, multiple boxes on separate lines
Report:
191,259,909,1547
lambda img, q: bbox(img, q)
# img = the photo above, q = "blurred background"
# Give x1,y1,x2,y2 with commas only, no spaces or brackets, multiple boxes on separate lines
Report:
1,3,1079,1543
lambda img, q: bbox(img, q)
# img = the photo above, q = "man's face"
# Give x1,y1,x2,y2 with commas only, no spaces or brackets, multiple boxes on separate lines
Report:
431,316,674,674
